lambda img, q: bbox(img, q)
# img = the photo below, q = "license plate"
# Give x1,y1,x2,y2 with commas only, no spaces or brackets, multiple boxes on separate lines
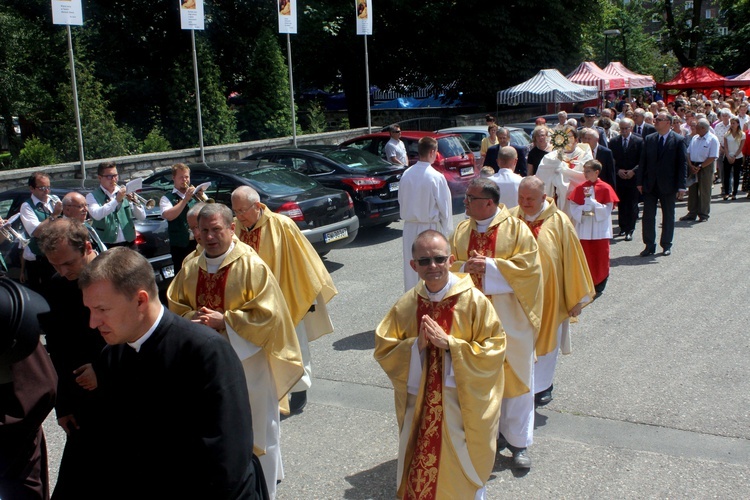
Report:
161,265,175,279
460,167,474,176
389,182,399,192
324,228,348,244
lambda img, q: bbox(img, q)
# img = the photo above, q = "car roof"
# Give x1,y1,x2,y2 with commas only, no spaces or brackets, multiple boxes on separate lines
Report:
437,125,526,134
186,160,281,173
346,130,459,140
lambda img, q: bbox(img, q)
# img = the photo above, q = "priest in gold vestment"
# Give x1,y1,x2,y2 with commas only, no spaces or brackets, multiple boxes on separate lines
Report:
167,203,302,500
232,186,337,413
511,176,595,406
375,230,505,499
450,177,543,469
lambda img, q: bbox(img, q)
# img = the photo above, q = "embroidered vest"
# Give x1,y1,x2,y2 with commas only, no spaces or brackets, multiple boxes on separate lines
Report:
91,187,136,244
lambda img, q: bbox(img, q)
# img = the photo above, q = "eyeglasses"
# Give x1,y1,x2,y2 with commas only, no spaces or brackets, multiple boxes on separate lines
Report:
233,205,256,216
656,117,671,122
99,174,119,180
35,186,51,191
464,194,492,203
415,256,449,267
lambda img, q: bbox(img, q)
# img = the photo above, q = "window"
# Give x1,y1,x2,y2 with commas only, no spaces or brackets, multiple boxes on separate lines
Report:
705,9,713,19
686,19,692,28
717,26,729,35
685,1,694,9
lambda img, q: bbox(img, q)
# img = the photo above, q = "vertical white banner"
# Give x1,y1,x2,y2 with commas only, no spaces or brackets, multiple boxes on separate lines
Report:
278,0,297,34
179,0,205,30
51,0,84,26
356,0,372,35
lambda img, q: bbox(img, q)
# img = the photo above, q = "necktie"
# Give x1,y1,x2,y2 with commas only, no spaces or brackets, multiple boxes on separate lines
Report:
637,125,641,135
623,138,628,149
36,201,50,215
658,135,665,153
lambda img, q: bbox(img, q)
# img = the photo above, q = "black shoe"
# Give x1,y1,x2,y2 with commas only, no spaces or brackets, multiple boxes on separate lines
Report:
618,230,626,237
509,446,532,469
662,249,672,256
289,391,307,413
624,232,633,241
497,432,508,452
640,247,655,257
535,385,553,407
679,214,696,222
698,216,708,222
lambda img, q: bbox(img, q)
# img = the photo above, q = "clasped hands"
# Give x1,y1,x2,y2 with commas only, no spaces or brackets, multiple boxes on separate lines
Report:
192,306,225,330
464,250,486,274
418,314,450,351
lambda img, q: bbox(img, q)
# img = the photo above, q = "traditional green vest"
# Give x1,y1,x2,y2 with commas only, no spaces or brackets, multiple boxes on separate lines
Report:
25,199,50,257
91,187,136,244
166,191,196,248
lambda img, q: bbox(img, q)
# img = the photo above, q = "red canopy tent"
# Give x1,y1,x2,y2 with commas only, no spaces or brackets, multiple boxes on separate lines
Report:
566,61,628,91
602,62,655,89
656,66,729,91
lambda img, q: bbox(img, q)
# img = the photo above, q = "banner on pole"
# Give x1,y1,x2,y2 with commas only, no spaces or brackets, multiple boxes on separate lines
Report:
278,0,297,34
51,0,83,26
179,0,205,30
356,1,372,35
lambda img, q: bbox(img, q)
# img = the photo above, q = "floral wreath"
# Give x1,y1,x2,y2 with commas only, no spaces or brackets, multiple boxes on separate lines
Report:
550,128,570,151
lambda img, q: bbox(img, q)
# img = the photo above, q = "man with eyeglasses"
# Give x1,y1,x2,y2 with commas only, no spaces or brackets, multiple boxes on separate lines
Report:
610,118,644,241
62,191,107,254
385,124,408,166
86,161,146,248
375,229,506,498
450,177,543,469
19,171,62,291
398,136,453,291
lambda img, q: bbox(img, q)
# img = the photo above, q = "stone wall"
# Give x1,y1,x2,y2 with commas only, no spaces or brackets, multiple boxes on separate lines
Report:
0,127,371,191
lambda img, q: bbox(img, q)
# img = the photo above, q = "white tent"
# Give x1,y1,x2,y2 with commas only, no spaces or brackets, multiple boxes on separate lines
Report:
497,69,598,105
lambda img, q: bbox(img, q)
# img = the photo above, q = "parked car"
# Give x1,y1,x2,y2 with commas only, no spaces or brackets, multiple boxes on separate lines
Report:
436,126,532,168
339,131,478,197
243,147,405,228
0,180,174,291
144,160,359,254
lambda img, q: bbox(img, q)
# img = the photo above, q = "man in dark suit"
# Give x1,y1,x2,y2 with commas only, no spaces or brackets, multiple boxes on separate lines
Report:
632,108,656,138
581,128,617,190
609,118,644,241
484,127,528,176
80,247,267,499
636,112,688,257
579,107,608,148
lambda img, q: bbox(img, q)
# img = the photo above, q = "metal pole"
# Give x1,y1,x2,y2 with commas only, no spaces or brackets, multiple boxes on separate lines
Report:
364,35,372,133
191,31,205,163
286,33,297,147
67,25,86,180
604,35,609,66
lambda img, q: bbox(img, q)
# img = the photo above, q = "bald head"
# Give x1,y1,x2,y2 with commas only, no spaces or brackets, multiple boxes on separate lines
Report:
496,146,518,170
517,176,547,217
231,185,260,204
62,191,88,222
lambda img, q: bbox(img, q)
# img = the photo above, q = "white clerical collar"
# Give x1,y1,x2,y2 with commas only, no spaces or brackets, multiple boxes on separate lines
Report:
475,209,500,232
128,305,165,353
425,273,459,303
204,242,235,273
524,200,549,222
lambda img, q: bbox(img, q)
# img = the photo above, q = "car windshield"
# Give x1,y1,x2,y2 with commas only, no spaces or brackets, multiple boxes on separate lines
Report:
237,166,317,195
438,136,469,157
325,149,393,172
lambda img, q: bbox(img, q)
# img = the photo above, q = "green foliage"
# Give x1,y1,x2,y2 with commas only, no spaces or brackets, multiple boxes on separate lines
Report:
238,27,294,141
300,100,328,134
700,0,750,75
17,136,58,169
164,36,238,149
140,125,171,153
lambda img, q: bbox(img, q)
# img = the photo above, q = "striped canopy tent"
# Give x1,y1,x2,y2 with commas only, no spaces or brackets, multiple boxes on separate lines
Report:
566,61,628,91
729,67,750,86
603,62,655,89
496,69,598,105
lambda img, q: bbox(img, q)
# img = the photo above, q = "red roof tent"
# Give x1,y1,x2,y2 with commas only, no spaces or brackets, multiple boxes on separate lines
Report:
566,61,628,91
602,62,655,89
656,66,729,90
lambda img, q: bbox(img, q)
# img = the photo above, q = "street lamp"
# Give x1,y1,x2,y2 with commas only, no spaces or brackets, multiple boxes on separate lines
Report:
662,63,668,82
603,29,621,66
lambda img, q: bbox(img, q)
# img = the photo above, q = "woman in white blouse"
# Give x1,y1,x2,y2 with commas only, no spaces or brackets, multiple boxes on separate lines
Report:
722,116,745,200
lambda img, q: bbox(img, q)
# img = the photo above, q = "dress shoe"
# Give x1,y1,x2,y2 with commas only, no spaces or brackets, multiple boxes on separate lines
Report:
618,230,626,237
679,214,696,222
624,232,633,241
662,249,672,256
640,247,655,257
497,432,508,451
535,385,553,407
509,446,532,469
698,216,708,222
289,390,307,413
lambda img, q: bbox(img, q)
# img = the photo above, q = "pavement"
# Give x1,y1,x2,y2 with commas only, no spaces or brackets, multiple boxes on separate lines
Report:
43,183,750,498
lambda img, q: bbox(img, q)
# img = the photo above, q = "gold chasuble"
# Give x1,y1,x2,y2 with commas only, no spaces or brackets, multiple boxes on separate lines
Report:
510,199,595,357
375,276,506,499
234,206,337,337
168,237,303,407
450,207,543,399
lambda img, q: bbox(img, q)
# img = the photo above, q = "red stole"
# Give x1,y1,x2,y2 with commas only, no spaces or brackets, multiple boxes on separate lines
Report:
522,218,544,239
468,226,498,294
239,227,261,252
196,265,232,313
405,294,458,499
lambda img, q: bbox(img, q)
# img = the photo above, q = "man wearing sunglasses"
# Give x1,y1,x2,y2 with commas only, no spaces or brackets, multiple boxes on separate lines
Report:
375,229,505,498
450,177,543,469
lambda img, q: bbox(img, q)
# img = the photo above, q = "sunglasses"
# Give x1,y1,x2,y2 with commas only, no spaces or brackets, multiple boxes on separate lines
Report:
415,256,449,267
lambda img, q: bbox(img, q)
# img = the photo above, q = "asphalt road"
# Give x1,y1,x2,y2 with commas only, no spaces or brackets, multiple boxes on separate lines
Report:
43,186,750,498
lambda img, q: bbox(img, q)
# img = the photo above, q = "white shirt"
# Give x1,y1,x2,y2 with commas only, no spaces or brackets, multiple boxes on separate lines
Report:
398,161,453,234
688,132,720,163
159,188,186,211
713,121,731,147
488,168,522,209
384,138,408,166
20,193,58,261
86,185,147,243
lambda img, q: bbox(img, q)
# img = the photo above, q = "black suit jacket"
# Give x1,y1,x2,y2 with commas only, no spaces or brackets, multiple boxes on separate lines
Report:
633,122,656,138
483,144,528,176
93,309,264,499
594,145,617,190
637,131,688,194
610,134,644,188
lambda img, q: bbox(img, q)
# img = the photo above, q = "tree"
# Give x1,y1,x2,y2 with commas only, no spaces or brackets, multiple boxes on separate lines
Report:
700,0,750,75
